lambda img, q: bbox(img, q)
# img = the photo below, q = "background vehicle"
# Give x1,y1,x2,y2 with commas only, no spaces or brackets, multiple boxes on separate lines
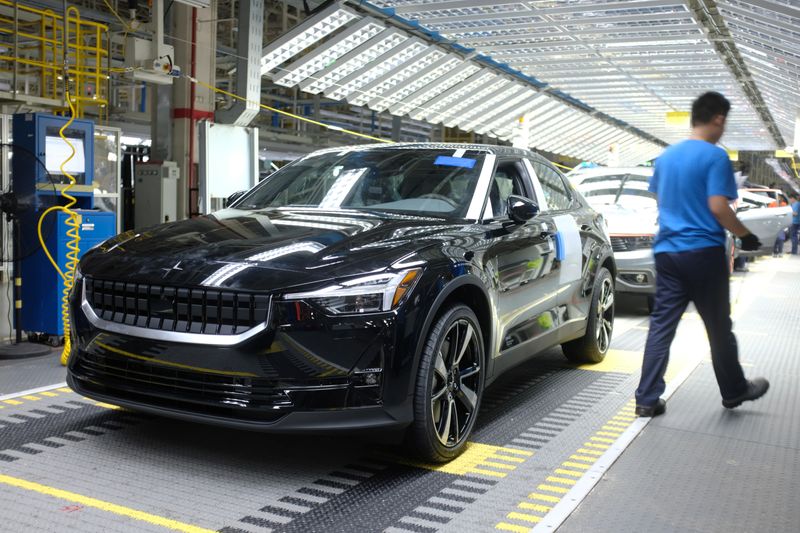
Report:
569,167,657,312
67,144,615,463
736,189,792,257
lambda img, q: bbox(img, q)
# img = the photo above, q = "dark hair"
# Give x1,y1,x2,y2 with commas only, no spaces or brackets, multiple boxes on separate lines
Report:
691,92,731,126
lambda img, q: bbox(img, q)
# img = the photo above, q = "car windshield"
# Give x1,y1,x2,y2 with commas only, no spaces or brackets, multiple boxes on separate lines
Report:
235,148,486,218
577,174,656,211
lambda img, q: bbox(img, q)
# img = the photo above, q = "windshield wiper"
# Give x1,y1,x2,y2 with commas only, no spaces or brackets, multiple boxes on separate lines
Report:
613,174,631,205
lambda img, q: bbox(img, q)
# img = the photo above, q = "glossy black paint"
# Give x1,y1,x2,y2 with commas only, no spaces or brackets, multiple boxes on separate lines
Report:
67,146,614,433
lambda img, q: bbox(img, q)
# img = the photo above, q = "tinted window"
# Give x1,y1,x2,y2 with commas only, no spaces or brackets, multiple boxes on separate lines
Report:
488,162,527,218
236,149,485,218
532,161,572,211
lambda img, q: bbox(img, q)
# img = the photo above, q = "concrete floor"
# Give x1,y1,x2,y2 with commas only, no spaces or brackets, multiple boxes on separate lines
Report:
0,257,792,533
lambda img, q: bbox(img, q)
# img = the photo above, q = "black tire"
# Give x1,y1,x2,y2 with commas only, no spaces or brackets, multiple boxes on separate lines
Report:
407,304,485,463
562,267,614,364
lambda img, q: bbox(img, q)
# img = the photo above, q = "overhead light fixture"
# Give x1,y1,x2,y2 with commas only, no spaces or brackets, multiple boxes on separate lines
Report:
300,29,408,94
350,48,445,107
450,84,529,130
388,61,481,117
260,4,358,75
409,70,496,121
272,18,385,87
326,39,429,101
436,76,512,126
368,55,463,112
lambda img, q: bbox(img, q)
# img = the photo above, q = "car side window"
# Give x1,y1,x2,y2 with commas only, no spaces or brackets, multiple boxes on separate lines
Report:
487,161,530,219
532,161,573,211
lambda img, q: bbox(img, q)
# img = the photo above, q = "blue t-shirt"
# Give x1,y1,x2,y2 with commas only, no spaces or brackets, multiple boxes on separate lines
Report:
649,139,738,254
792,201,800,225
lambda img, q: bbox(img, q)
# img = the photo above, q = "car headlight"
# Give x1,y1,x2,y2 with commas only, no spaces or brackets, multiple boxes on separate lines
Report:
285,268,422,314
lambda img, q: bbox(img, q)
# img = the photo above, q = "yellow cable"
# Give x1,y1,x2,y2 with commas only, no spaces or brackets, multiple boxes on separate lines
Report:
36,6,83,366
790,155,800,180
188,77,392,144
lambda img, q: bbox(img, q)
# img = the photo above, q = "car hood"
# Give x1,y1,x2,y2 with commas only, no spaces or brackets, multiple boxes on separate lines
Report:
593,204,658,235
80,208,466,291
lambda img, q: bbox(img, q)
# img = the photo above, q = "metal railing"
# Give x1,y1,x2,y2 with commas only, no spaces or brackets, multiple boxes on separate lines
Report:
0,0,110,118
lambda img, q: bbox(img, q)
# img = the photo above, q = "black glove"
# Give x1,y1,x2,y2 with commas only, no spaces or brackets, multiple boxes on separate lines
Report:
740,233,762,251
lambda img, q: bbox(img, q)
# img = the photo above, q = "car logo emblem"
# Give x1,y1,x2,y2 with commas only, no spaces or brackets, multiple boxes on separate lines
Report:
161,261,184,279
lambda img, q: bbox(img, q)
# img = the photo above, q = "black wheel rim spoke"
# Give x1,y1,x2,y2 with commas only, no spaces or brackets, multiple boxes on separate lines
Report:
430,318,481,447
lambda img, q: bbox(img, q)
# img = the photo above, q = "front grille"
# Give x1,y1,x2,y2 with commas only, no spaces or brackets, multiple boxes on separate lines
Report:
74,348,293,412
611,236,654,253
85,278,270,335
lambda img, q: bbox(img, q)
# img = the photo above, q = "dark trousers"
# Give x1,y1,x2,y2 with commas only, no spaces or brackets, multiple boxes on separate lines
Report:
636,247,748,406
792,223,800,255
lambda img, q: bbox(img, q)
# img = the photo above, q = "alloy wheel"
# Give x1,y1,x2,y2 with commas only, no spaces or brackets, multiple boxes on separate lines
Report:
430,319,481,447
596,277,614,352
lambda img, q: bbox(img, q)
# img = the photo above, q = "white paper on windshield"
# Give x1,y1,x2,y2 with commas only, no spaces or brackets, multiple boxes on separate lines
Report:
553,214,582,284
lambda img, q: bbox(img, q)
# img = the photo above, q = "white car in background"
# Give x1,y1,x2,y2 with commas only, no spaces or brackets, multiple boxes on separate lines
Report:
569,167,658,311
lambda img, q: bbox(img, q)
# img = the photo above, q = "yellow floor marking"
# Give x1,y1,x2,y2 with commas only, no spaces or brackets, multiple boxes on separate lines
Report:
576,448,604,456
577,349,643,374
471,468,508,478
538,484,569,494
546,476,577,486
604,421,629,428
57,387,72,393
596,431,622,438
569,455,597,463
40,391,59,397
584,442,609,450
562,461,591,470
21,395,41,401
555,469,584,478
497,448,535,456
495,455,526,463
483,461,517,470
2,399,22,406
519,502,551,512
507,512,542,523
496,522,530,533
396,442,528,477
529,492,561,503
0,473,215,533
94,402,121,410
590,436,615,444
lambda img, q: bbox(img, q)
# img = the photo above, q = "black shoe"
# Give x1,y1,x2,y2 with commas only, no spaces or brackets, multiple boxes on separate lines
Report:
722,378,770,409
635,398,666,418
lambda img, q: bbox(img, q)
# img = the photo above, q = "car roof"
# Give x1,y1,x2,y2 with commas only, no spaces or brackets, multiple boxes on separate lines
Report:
307,142,549,162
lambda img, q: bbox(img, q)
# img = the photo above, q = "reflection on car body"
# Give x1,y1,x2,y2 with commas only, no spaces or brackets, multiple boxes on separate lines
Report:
67,143,615,462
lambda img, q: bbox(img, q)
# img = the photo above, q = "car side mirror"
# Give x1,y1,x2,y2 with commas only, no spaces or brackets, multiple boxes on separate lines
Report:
507,195,539,224
225,190,247,208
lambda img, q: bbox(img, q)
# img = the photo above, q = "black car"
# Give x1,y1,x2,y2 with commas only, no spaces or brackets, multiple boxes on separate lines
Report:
67,144,616,462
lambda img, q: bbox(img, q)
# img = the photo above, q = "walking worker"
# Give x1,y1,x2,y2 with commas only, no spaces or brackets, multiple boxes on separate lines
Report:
635,91,769,417
791,194,800,255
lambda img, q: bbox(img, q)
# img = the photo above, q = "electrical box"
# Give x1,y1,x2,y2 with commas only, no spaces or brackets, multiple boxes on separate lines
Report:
134,161,179,228
21,211,116,336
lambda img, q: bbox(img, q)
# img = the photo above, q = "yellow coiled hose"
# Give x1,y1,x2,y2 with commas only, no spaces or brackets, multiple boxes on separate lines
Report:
37,7,82,365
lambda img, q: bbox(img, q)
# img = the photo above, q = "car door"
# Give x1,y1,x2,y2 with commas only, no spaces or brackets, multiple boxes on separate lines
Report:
481,158,562,373
526,158,602,340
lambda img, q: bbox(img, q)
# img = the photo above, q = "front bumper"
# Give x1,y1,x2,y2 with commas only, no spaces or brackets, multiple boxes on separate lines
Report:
614,249,656,295
67,285,416,432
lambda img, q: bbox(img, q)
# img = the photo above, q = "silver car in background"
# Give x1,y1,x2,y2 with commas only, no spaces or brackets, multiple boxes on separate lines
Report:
569,167,657,311
736,188,793,257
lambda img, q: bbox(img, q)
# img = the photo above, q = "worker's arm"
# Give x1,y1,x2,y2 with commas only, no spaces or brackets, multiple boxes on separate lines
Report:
708,195,750,237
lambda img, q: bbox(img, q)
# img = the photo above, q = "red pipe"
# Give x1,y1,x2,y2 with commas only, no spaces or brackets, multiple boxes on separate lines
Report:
187,7,197,218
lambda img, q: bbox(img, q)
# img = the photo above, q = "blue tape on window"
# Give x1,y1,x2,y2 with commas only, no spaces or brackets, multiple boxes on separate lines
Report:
434,155,476,169
555,231,565,261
